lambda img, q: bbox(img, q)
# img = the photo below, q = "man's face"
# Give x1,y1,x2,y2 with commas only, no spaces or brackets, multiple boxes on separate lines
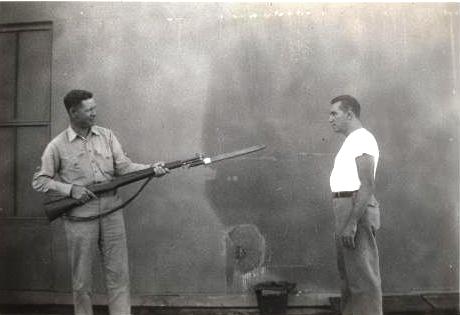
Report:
329,102,349,134
70,98,96,128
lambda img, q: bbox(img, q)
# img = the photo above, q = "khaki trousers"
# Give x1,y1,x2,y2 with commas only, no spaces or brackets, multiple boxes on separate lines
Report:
64,195,131,315
333,195,383,315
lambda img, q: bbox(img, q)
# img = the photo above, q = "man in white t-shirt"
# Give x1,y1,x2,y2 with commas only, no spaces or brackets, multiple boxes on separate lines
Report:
329,95,382,315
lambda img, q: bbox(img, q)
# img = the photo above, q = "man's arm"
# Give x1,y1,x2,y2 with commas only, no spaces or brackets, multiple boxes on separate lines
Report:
109,131,152,175
341,153,375,249
32,143,73,197
109,131,168,176
32,143,97,203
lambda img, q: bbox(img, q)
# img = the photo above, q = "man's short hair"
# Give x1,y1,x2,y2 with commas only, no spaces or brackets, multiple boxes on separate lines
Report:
64,90,93,112
330,95,361,118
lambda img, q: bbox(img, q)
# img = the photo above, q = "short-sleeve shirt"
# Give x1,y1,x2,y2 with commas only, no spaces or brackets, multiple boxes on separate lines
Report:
329,128,379,192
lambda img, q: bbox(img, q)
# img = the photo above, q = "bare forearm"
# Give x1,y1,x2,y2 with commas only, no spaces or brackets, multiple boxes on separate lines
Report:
347,187,372,224
340,153,376,249
347,153,376,225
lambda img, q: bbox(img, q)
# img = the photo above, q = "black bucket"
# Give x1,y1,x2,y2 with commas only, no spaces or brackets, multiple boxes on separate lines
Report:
254,281,296,315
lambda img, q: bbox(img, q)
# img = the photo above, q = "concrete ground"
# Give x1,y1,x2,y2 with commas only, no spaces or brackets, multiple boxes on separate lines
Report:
0,292,458,315
0,306,458,315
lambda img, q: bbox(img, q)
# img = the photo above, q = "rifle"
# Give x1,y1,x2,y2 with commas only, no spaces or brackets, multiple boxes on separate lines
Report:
43,145,266,222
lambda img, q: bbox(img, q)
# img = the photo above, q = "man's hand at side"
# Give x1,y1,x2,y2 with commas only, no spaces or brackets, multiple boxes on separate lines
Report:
341,220,357,249
71,185,97,204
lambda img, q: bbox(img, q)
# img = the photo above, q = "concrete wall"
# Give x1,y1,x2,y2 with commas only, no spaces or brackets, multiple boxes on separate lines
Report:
0,3,458,296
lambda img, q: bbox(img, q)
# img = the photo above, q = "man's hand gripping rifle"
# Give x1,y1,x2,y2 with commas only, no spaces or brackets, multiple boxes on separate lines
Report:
43,145,266,222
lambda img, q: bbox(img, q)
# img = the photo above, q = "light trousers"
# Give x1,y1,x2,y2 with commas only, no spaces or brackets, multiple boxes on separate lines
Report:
64,196,131,315
332,195,383,315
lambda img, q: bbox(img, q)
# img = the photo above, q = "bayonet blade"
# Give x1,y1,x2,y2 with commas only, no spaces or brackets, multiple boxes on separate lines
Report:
205,144,266,165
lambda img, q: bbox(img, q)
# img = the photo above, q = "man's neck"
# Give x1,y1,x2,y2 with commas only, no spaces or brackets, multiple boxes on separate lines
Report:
344,120,363,137
70,123,90,139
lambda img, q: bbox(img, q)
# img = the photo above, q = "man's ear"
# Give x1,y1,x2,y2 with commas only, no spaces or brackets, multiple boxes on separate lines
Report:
68,106,76,118
347,110,355,120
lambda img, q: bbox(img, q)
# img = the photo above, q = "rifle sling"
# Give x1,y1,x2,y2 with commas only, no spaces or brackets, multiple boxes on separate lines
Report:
64,175,155,222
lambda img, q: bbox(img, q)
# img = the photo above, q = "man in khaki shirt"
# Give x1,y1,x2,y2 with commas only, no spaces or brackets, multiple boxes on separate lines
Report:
33,89,168,315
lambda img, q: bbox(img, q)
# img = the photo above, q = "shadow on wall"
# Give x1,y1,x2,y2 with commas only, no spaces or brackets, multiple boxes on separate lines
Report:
201,19,341,293
201,7,459,293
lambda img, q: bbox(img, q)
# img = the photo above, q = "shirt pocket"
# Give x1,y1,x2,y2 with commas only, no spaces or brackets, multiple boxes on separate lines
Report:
94,146,114,174
61,151,86,181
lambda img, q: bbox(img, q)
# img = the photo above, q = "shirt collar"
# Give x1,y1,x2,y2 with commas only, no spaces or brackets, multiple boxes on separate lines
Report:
67,126,100,142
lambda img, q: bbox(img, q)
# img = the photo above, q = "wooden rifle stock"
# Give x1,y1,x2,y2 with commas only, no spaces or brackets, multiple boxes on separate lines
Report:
44,156,204,222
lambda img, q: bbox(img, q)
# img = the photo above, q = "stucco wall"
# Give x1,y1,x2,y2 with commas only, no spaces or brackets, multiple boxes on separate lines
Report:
0,3,458,296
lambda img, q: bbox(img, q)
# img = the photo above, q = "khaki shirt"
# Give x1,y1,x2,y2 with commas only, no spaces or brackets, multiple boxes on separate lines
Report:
33,125,150,197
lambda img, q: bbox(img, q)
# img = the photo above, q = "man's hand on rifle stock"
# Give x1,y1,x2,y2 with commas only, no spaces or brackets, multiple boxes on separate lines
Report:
71,185,97,204
152,161,169,177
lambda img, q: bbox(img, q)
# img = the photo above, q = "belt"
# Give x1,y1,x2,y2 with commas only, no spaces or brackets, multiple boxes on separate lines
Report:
332,191,357,198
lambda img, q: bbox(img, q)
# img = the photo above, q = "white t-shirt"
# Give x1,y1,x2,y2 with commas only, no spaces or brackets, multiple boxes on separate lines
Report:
330,128,379,192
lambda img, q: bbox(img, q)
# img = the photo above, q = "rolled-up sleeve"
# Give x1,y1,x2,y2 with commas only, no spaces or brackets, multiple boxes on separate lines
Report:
110,131,150,176
32,143,73,196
